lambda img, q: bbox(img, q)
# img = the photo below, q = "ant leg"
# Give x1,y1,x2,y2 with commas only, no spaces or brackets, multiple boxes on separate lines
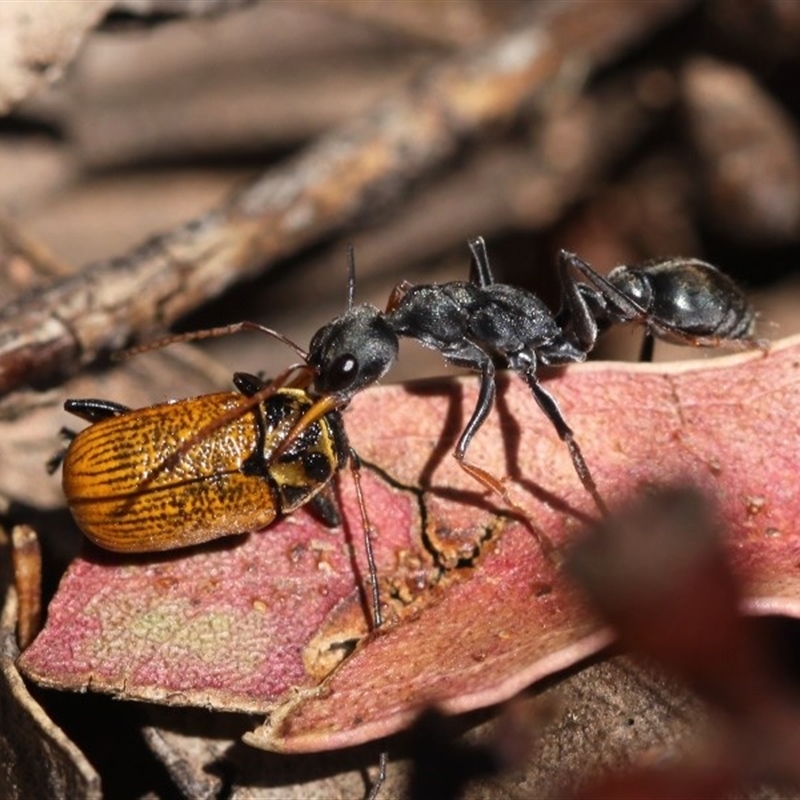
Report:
560,250,645,323
521,369,608,515
556,251,611,353
453,361,531,515
385,280,414,313
454,360,561,560
639,332,655,363
454,359,496,463
467,237,495,287
349,437,388,799
237,378,383,627
347,448,383,630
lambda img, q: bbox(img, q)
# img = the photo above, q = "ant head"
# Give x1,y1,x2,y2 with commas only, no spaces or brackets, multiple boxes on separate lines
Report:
307,304,399,402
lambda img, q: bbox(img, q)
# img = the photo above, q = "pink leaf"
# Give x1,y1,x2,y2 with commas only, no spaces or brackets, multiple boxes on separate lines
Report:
20,336,800,753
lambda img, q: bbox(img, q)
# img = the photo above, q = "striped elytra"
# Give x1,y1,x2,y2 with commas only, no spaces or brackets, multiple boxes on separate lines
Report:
59,388,347,552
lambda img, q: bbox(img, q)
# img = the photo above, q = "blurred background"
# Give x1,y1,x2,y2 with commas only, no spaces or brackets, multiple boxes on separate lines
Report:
3,2,800,797
3,0,800,383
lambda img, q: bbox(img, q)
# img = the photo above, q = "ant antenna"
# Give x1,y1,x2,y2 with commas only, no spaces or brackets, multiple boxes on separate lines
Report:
346,244,357,310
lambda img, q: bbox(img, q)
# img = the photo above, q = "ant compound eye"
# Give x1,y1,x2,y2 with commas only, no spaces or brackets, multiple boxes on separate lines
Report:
327,354,359,393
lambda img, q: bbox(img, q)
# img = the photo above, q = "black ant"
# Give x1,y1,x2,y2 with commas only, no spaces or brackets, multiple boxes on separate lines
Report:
304,238,761,516
110,237,759,800
136,238,759,518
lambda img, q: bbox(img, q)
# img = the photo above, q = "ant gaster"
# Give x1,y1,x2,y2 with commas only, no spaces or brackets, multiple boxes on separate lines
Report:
556,251,759,363
306,238,760,515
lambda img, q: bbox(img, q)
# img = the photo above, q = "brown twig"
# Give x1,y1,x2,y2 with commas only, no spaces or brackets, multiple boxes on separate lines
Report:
10,525,42,651
243,69,676,377
0,0,692,397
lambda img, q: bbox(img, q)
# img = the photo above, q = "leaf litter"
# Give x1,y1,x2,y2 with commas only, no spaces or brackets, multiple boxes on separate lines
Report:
19,335,800,753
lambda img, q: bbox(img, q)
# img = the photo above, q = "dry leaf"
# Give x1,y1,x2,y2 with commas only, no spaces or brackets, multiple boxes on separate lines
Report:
20,336,800,754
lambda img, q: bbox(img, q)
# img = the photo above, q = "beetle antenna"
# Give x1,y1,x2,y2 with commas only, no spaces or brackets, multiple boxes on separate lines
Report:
144,362,313,483
118,322,309,362
346,244,356,310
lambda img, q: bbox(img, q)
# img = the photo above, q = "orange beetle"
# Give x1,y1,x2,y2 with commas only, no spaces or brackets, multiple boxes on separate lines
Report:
50,372,347,552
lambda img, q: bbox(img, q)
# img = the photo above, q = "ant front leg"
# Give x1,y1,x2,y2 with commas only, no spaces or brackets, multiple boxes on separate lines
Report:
385,280,415,313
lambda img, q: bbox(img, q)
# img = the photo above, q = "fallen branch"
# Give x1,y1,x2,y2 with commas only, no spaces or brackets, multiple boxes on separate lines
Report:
0,0,690,396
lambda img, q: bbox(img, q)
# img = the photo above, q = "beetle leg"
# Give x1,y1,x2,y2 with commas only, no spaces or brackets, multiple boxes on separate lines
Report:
307,486,342,528
46,427,77,474
234,369,318,398
64,398,130,423
50,396,124,474
233,371,268,396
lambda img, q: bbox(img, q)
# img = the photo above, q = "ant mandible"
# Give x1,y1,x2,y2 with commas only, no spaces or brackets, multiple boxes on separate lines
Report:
305,238,760,515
